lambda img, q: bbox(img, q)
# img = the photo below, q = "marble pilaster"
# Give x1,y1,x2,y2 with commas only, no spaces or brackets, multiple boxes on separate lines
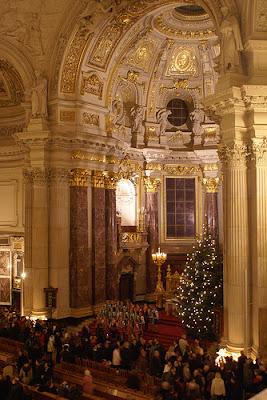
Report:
91,171,106,304
23,168,49,316
49,169,70,318
105,175,118,300
203,177,220,238
144,177,160,294
69,169,90,309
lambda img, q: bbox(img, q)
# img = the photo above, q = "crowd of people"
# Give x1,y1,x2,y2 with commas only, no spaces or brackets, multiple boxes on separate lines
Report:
0,305,266,400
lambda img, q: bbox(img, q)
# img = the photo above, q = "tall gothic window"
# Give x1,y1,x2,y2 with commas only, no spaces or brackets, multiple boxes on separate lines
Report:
166,177,195,238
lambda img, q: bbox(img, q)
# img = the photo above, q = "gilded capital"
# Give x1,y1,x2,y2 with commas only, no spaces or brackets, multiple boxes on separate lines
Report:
218,143,248,168
143,176,160,193
70,169,89,187
105,172,119,189
91,171,105,188
203,177,220,193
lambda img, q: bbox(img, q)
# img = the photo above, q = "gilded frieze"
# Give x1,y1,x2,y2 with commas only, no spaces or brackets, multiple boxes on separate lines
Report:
81,71,104,100
82,113,99,126
60,110,76,122
163,164,202,175
148,84,156,117
71,151,106,163
203,164,218,171
61,28,92,93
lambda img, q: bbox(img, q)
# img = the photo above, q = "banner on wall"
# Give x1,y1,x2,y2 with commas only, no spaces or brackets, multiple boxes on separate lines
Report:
0,248,12,305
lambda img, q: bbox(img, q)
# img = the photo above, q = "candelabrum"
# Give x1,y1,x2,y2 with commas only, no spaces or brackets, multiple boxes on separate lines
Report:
152,247,167,307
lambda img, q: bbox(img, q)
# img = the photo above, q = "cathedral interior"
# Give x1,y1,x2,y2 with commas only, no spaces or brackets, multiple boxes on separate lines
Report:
0,0,266,360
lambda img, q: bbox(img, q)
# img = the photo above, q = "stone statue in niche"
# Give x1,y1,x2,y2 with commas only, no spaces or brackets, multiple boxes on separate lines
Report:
156,108,172,136
189,108,204,137
112,98,123,123
215,6,244,74
31,71,47,118
131,105,145,135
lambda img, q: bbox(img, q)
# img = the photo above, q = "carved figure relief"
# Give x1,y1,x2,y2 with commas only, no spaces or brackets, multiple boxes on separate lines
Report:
166,48,197,76
90,25,121,67
189,109,205,137
214,7,244,74
31,71,47,118
81,71,104,99
130,105,145,135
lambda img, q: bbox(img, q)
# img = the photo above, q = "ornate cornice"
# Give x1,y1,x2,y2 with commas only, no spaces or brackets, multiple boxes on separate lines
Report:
49,168,70,186
218,143,248,168
203,177,220,193
163,164,202,175
70,168,90,187
143,176,160,193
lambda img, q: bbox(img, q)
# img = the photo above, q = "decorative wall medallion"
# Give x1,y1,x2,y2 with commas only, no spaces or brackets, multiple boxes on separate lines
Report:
82,113,99,126
61,28,92,93
60,110,76,122
166,48,197,76
127,41,154,72
89,25,122,70
81,71,104,100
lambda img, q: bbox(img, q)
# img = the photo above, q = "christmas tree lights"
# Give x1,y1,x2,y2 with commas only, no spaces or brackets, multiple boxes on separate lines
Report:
174,228,223,337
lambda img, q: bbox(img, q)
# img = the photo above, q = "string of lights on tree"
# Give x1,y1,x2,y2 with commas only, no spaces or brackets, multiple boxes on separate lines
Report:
174,227,223,337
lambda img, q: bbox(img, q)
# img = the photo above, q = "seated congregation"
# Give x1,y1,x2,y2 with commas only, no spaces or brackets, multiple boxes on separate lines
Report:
0,304,267,400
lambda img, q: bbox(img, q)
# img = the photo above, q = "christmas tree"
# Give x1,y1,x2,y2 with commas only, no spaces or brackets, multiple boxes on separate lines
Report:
174,231,223,337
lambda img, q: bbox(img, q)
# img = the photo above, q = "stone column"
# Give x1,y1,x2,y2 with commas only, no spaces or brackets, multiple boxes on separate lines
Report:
249,138,267,358
23,168,49,317
144,177,160,295
219,143,250,354
69,169,91,314
105,173,118,300
203,175,220,238
91,171,106,305
49,169,70,319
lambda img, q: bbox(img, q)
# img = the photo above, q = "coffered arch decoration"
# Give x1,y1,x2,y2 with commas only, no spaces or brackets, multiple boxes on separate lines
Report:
57,0,225,98
0,60,25,108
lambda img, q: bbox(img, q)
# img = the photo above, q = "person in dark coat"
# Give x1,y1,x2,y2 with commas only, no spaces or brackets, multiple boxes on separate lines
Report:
150,350,163,377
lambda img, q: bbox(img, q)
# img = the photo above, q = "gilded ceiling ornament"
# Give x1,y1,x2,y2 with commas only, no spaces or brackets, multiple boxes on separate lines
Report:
61,28,91,93
81,71,104,99
118,155,142,179
127,41,154,72
203,177,220,193
145,163,162,171
70,169,89,187
60,110,76,122
166,48,197,76
82,113,99,126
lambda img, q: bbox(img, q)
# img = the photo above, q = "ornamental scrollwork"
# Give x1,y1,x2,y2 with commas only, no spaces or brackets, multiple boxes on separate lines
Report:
218,143,248,168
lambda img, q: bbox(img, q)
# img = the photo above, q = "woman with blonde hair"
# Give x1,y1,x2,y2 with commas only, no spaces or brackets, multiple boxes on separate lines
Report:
82,369,93,395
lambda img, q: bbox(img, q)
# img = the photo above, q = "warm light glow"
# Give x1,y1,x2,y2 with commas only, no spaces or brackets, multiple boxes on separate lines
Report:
215,348,242,365
152,247,167,263
21,272,26,279
30,315,48,322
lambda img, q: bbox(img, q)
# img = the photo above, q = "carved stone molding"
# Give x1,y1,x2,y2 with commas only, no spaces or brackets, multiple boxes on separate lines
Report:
49,168,70,186
82,113,99,126
70,168,90,187
248,138,267,166
23,168,49,185
80,71,104,99
218,143,248,168
60,110,76,122
203,177,220,193
143,176,160,193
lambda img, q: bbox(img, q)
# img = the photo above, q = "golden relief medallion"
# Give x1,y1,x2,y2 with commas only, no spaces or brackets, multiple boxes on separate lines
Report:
166,48,197,76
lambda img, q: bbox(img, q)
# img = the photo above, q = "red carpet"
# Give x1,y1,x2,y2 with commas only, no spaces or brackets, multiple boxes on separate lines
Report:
142,310,186,349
